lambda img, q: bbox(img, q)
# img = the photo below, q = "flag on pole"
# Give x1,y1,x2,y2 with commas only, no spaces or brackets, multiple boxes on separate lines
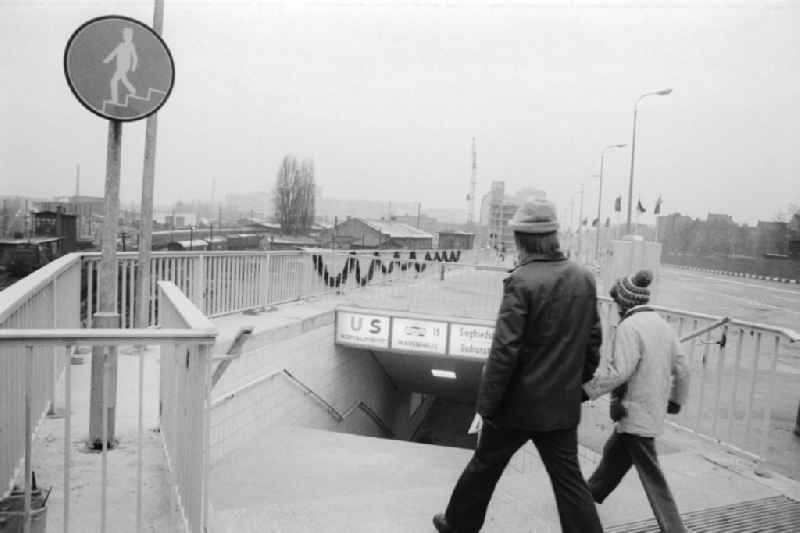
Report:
614,196,622,212
654,196,663,215
637,199,646,214
591,218,599,227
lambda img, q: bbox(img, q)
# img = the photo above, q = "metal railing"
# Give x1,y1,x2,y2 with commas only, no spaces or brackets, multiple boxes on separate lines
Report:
0,253,82,498
597,297,799,468
158,282,218,533
209,368,393,465
82,249,478,327
0,277,217,533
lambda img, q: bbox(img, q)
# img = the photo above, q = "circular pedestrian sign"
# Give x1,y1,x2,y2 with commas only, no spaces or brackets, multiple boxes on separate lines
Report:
64,15,175,122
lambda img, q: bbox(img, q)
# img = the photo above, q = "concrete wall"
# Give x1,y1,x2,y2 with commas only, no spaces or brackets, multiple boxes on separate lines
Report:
209,313,434,465
602,237,662,301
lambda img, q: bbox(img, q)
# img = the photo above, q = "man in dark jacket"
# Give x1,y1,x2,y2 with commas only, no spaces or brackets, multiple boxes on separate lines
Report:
433,198,603,533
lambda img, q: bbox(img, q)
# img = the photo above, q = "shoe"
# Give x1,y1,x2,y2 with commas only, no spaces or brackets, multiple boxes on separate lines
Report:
432,512,456,532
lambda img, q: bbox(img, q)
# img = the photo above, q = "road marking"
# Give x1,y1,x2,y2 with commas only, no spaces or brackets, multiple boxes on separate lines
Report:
663,267,800,298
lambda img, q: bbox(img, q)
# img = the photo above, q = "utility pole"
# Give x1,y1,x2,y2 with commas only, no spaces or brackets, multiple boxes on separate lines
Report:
576,184,585,262
135,0,165,329
75,163,80,197
417,202,421,229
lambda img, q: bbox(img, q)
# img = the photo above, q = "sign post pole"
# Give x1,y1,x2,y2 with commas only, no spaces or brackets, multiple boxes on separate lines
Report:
89,120,122,448
65,13,174,447
135,0,165,329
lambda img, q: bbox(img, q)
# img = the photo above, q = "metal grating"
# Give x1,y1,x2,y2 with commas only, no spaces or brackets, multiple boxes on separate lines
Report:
605,496,800,533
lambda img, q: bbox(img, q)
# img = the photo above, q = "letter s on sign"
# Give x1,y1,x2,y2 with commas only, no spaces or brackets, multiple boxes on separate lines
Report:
369,319,382,334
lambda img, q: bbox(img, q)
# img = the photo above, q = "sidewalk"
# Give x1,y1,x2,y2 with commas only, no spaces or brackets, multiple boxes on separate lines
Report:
29,346,184,533
208,423,799,533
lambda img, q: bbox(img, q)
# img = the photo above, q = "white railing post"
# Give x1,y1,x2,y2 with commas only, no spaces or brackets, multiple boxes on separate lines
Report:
48,277,58,416
24,345,33,533
191,254,206,312
756,336,781,475
63,345,72,533
202,343,212,531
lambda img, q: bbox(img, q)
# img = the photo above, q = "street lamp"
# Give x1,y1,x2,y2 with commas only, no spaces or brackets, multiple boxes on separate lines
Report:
625,88,672,234
595,144,627,260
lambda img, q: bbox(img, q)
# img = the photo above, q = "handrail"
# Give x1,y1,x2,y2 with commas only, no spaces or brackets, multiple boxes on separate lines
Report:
80,248,466,259
157,281,216,331
0,328,216,346
0,253,82,325
211,368,394,438
598,296,800,342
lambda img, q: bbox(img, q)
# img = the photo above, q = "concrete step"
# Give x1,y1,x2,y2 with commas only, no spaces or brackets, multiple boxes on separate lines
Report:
209,424,795,533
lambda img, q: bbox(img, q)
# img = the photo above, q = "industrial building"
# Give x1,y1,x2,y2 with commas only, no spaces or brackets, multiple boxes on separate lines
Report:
321,218,434,249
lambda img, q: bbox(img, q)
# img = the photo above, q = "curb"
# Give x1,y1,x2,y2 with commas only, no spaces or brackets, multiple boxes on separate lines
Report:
665,264,799,285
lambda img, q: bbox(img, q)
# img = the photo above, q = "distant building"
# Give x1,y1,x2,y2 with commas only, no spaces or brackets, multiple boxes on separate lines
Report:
438,231,474,250
479,181,518,250
38,196,104,240
756,221,788,256
33,210,78,253
0,237,63,276
392,214,439,234
789,210,800,259
156,212,198,228
321,217,434,249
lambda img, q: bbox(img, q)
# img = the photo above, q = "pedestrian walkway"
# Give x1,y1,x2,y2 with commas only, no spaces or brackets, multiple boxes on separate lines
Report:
27,346,185,533
208,423,799,532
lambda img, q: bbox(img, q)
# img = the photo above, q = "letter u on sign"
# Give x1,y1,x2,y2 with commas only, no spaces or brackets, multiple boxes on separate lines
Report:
350,316,363,331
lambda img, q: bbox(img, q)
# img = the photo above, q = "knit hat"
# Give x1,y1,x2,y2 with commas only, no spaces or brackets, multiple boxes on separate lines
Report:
610,270,653,309
507,198,559,234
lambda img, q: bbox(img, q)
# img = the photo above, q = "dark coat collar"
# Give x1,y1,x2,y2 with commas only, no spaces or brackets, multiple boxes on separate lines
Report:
620,305,655,322
512,252,567,270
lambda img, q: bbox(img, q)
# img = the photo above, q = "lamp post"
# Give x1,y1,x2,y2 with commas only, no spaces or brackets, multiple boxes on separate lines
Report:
595,144,626,260
577,184,585,262
626,88,672,234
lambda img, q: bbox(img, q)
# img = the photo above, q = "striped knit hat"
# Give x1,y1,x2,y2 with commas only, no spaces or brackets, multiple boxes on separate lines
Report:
610,270,653,309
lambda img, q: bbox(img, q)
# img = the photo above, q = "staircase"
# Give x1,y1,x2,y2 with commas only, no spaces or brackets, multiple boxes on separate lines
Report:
102,88,167,118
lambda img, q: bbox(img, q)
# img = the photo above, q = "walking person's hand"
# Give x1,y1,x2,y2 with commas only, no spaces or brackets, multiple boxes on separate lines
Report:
609,398,628,421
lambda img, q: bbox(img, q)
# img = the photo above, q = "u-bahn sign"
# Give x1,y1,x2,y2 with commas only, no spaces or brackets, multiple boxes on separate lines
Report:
64,15,174,121
334,308,494,360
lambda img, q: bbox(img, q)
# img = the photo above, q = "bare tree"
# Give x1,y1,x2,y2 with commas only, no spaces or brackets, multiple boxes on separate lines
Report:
273,155,316,234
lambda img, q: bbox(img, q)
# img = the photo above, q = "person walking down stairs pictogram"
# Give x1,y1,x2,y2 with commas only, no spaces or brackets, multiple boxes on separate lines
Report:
103,27,138,105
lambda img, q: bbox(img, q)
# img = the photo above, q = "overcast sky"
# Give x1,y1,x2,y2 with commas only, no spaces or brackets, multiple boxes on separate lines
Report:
1,0,798,225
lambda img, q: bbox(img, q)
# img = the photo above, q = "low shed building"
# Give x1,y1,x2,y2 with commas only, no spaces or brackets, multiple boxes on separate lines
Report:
321,218,434,249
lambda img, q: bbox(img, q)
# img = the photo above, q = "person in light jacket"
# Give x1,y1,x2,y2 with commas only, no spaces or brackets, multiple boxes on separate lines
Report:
433,198,603,533
583,270,691,533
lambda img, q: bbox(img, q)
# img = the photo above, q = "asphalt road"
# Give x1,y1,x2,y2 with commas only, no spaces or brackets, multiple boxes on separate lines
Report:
657,266,800,333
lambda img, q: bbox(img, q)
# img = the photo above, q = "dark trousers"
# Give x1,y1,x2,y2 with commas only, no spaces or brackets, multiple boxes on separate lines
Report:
588,431,686,533
444,424,602,533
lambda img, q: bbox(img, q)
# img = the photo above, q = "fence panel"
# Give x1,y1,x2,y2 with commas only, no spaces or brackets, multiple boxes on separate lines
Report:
598,297,798,466
0,254,81,497
158,281,215,533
